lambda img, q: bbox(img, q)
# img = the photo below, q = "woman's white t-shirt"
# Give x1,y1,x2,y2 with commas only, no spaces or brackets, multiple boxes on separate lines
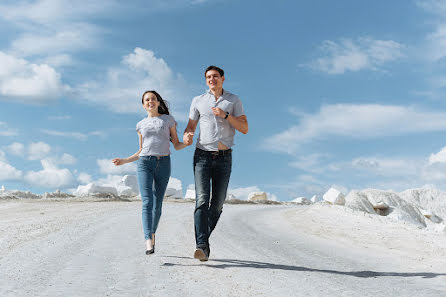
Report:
136,114,176,156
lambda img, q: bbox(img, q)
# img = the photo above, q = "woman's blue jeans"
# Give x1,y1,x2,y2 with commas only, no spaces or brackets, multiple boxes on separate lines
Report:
193,148,232,248
137,155,171,240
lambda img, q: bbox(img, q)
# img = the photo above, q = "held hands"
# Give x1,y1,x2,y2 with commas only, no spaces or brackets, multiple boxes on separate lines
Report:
211,107,226,118
183,132,194,146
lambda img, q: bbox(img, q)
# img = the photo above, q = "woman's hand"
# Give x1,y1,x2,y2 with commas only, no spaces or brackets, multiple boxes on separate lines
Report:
183,132,194,146
112,158,125,166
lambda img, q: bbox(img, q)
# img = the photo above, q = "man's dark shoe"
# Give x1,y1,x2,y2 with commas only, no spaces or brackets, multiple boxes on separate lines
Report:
194,246,210,262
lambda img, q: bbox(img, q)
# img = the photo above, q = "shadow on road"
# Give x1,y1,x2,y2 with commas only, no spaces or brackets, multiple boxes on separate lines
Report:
162,256,445,279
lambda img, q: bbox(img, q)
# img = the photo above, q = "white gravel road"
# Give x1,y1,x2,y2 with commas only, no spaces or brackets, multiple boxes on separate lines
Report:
1,199,446,297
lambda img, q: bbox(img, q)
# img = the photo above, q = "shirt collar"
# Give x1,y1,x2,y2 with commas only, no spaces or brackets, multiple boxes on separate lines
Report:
207,88,225,97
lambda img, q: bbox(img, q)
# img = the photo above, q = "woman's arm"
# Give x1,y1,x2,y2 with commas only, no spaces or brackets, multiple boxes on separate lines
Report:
170,125,188,150
112,132,143,166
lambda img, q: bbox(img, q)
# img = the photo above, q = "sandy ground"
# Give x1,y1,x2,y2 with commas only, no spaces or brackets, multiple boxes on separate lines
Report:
1,199,446,297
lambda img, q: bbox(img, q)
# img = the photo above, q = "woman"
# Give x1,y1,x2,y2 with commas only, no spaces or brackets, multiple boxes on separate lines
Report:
112,90,190,255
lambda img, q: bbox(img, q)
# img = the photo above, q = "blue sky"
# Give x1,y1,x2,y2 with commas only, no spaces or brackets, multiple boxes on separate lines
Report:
2,0,446,200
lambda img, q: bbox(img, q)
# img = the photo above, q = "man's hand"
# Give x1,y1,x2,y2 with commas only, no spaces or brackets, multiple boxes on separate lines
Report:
183,132,194,145
211,107,226,118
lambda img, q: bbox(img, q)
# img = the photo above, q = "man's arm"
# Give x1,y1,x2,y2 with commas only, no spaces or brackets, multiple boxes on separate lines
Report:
211,108,248,134
227,114,248,134
183,119,198,145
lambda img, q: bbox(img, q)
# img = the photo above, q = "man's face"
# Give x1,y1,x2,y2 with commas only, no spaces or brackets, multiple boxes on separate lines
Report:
205,70,224,90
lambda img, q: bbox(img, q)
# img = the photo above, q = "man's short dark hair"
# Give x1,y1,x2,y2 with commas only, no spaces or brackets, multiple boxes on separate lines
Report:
204,65,224,77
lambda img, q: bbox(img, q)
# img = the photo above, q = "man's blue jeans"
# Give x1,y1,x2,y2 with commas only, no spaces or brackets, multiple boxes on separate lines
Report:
137,155,171,240
193,148,232,248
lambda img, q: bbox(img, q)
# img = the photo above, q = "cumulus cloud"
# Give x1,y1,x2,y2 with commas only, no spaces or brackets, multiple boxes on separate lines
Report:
28,141,51,160
0,149,23,181
309,37,404,74
4,142,25,156
77,172,92,184
0,160,23,181
429,146,446,164
97,159,136,175
0,52,69,104
24,159,75,188
76,48,191,116
264,104,446,154
46,153,77,166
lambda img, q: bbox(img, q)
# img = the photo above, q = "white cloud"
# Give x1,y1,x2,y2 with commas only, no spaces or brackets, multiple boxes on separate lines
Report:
416,0,446,16
10,23,101,57
350,157,421,177
264,104,446,154
290,154,330,173
76,48,191,115
0,0,113,25
41,129,89,141
24,159,75,189
41,54,74,67
0,122,19,136
4,142,25,156
0,52,68,104
416,1,446,61
309,37,404,74
0,160,23,181
46,153,77,166
28,141,51,160
77,172,92,184
41,129,105,141
97,159,136,175
96,174,125,188
429,146,446,164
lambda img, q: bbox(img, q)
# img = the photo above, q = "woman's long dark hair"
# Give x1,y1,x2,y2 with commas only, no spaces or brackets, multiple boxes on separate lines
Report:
141,90,170,115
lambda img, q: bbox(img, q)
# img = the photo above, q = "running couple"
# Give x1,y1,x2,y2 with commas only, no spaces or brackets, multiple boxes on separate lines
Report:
113,65,248,261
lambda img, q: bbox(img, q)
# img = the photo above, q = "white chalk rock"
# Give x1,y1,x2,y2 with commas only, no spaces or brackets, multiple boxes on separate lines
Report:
323,188,345,205
118,175,139,195
248,192,268,202
0,190,41,199
360,189,426,228
74,183,118,197
1,185,5,192
310,195,320,203
165,177,183,199
116,185,135,197
344,190,376,214
420,208,443,223
227,193,237,200
399,187,446,219
291,197,311,205
185,188,196,199
43,190,74,198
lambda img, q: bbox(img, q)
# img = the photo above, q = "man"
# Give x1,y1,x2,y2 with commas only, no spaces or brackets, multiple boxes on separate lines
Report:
183,65,248,261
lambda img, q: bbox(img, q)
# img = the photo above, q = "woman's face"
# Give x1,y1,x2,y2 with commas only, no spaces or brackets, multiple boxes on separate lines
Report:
142,92,160,112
